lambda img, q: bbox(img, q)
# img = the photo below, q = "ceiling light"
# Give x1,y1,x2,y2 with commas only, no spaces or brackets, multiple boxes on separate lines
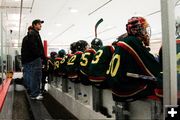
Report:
8,14,20,21
13,43,18,47
14,0,20,1
7,22,19,27
12,39,19,43
48,32,53,35
69,8,78,13
55,23,62,27
106,25,114,29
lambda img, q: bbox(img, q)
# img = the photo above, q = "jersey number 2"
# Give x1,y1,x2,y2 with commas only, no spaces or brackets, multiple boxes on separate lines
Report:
67,55,77,65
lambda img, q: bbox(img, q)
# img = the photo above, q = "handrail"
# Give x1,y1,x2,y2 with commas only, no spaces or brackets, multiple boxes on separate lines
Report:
0,78,12,112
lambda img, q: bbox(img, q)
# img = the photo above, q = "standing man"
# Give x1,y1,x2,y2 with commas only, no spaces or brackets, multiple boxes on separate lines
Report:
21,26,33,93
21,19,45,100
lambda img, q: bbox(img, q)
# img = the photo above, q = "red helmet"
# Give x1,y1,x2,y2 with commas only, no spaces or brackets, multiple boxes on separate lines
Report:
126,17,151,46
126,17,150,35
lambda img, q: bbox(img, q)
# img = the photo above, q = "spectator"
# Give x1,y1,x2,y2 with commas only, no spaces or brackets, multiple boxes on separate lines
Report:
21,26,33,93
21,19,45,100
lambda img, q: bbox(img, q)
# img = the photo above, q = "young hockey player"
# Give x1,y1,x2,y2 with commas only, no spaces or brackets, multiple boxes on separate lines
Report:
54,49,66,76
47,51,57,83
66,40,88,83
58,42,77,77
88,33,128,88
79,38,103,85
107,16,162,102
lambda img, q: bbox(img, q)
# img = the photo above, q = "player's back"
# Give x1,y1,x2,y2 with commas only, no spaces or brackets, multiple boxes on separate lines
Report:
79,48,96,85
66,51,83,82
88,45,115,87
107,36,162,102
54,57,63,76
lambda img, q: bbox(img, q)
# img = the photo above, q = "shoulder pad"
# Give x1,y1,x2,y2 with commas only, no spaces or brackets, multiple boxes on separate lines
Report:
116,41,127,47
177,39,180,44
55,57,63,60
75,51,83,55
85,49,96,54
106,45,115,53
67,54,74,57
65,55,68,59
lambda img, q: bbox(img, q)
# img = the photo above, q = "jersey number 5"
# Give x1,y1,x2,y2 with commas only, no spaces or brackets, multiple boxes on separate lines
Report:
80,53,91,66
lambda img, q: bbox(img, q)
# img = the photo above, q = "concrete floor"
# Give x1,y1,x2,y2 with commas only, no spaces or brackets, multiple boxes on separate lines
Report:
12,91,32,120
12,90,77,120
43,92,78,120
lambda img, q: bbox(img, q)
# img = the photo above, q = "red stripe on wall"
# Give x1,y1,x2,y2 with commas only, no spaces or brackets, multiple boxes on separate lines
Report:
0,78,12,112
44,40,48,57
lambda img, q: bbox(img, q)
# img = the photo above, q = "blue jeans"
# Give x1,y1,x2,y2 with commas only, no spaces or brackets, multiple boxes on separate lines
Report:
23,58,42,97
23,65,30,92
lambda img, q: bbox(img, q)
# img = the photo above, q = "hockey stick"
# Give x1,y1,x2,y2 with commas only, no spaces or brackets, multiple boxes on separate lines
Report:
95,18,103,38
126,72,156,81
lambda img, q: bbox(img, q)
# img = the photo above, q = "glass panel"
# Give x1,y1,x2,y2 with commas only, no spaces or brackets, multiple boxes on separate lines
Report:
0,12,3,85
175,2,180,104
0,12,13,84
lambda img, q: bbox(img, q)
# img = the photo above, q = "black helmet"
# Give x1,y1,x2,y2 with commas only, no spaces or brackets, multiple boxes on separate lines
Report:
70,42,77,54
76,40,88,52
91,38,103,50
112,39,118,46
58,49,66,58
50,52,57,58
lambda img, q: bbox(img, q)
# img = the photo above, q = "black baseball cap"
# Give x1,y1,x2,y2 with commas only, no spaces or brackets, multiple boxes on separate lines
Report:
32,19,44,25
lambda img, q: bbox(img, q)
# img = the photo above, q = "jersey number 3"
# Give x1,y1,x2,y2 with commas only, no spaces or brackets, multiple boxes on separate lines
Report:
92,50,103,64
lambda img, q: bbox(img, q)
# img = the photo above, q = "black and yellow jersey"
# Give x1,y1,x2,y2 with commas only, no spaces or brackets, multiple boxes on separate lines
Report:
47,57,55,74
54,57,63,76
79,48,96,85
107,36,161,102
88,46,115,85
66,51,83,82
58,54,73,76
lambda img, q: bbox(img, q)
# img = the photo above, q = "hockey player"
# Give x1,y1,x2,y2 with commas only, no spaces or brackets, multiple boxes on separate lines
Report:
58,49,66,58
88,33,128,88
66,40,88,83
47,52,57,73
107,17,161,102
47,51,57,83
58,42,77,77
54,49,66,76
88,46,115,88
79,38,103,85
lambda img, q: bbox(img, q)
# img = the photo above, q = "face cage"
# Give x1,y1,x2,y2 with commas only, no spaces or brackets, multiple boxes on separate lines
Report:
146,26,151,39
136,25,151,39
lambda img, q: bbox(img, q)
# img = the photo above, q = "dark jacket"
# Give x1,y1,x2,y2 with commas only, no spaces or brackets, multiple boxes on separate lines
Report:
21,29,45,64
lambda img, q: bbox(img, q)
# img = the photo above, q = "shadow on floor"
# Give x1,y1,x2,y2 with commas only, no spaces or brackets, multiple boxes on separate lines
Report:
12,91,32,120
43,92,78,120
